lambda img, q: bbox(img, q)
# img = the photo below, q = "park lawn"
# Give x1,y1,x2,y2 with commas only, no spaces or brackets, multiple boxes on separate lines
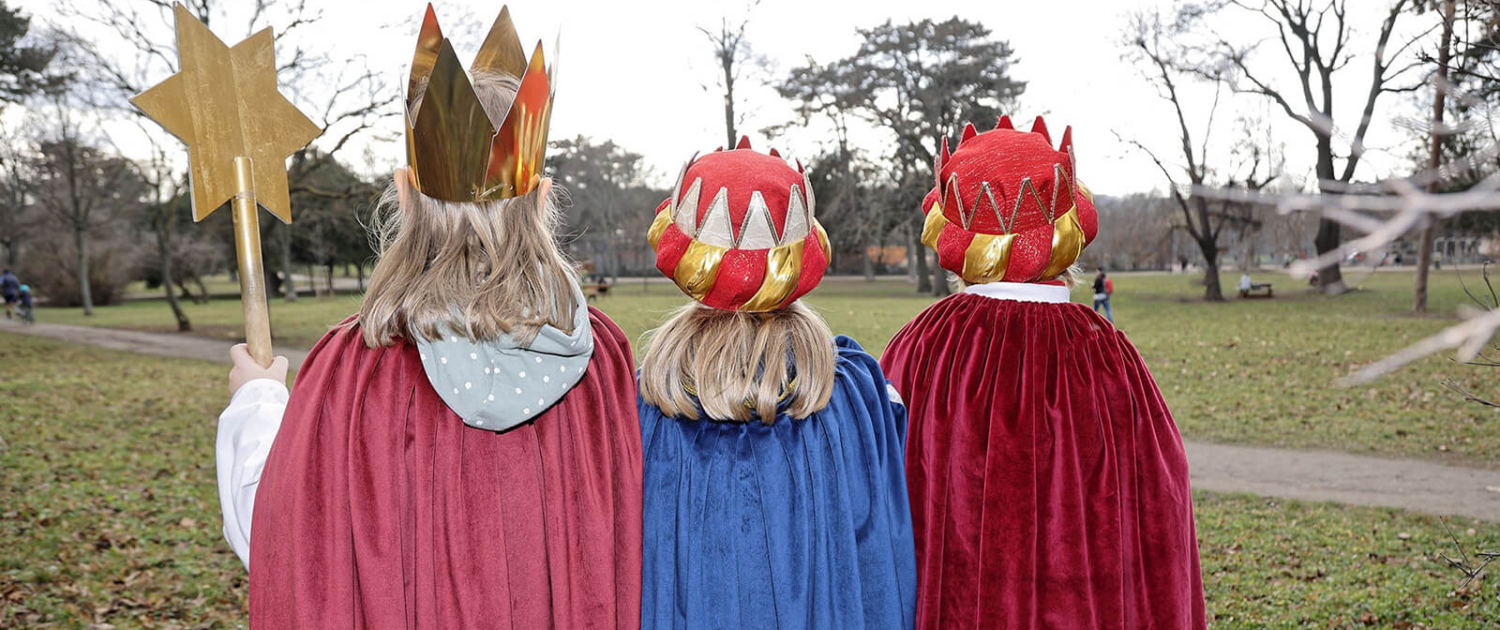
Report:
36,268,1500,466
1,331,1496,628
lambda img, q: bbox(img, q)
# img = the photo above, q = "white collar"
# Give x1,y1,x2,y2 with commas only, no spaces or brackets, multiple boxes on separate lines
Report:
964,282,1072,304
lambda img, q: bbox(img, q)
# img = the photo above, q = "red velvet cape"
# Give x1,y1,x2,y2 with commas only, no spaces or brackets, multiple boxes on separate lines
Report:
249,308,642,630
880,294,1205,630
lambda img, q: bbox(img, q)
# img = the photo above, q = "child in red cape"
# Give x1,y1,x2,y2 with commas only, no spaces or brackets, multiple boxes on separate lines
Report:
214,6,642,628
880,117,1205,630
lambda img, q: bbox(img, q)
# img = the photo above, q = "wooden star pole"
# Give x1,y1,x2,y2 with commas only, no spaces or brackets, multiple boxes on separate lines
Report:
131,3,321,368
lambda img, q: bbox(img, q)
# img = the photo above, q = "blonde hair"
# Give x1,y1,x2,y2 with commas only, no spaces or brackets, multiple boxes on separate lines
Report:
358,71,577,348
639,301,837,423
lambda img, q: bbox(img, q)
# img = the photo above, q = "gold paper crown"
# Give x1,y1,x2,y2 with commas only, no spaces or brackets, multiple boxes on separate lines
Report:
404,4,555,202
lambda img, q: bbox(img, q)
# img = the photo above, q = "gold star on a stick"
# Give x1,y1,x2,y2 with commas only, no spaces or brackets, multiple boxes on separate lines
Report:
131,2,320,223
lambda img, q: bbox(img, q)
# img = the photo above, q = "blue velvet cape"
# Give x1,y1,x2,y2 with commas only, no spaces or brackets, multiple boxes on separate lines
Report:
639,336,917,630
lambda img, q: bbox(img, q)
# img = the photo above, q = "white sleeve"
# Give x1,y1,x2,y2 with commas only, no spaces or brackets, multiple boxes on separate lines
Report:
216,378,289,570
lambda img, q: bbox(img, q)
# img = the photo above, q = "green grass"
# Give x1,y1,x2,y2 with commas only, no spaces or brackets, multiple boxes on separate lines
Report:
1196,492,1499,628
1,331,1496,627
36,268,1500,466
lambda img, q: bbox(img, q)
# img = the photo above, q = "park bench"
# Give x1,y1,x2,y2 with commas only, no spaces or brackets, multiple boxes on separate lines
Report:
583,281,612,302
1239,283,1274,299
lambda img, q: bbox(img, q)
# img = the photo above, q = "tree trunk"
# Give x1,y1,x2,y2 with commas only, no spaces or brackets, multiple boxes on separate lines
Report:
862,239,875,281
913,223,931,293
929,250,950,297
1415,0,1457,313
193,276,210,303
280,223,297,302
156,221,191,331
1313,218,1346,294
4,240,16,269
1199,237,1224,302
357,262,365,292
74,224,93,315
722,57,737,148
905,229,917,283
325,264,335,297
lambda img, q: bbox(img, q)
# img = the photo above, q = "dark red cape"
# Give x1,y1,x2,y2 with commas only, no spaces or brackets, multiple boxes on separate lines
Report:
249,308,642,630
881,294,1205,630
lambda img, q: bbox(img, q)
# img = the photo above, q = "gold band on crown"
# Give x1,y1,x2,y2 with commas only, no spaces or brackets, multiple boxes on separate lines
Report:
404,4,555,202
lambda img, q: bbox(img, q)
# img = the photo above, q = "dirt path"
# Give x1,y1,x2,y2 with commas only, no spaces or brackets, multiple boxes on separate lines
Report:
1186,442,1500,521
0,319,309,370
4,319,1500,521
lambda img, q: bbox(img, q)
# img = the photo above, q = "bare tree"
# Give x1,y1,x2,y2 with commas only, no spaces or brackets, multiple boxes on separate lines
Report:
699,3,761,149
777,60,898,281
1086,194,1177,271
59,0,396,306
29,90,140,314
0,125,41,270
1200,0,1428,295
802,18,1024,296
1416,0,1462,311
1125,9,1278,300
133,130,191,330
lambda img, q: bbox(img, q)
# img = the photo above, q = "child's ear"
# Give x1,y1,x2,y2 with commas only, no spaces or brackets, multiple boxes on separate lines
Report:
535,177,552,213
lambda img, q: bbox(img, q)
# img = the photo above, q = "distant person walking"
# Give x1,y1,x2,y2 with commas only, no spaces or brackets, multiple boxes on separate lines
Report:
1,269,19,321
16,284,33,324
1092,268,1114,323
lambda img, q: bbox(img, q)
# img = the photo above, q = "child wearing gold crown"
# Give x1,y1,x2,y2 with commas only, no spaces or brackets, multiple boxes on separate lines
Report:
637,138,917,630
213,6,642,628
881,118,1205,630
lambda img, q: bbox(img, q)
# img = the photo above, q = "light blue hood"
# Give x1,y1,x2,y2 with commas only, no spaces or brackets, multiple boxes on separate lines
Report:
415,279,594,432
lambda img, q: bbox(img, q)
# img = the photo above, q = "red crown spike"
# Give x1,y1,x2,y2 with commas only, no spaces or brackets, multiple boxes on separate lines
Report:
1059,125,1073,154
940,136,951,165
735,136,752,150
768,148,781,158
1031,116,1050,143
795,158,804,173
960,123,978,145
996,115,1014,130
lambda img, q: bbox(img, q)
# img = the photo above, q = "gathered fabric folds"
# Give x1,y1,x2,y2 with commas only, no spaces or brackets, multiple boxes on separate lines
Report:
880,294,1205,630
249,308,643,630
639,336,917,630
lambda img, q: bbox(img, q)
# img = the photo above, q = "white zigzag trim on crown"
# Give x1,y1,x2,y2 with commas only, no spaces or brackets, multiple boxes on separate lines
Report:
739,192,778,249
697,187,734,247
674,177,702,237
783,184,810,245
670,158,691,214
802,170,817,221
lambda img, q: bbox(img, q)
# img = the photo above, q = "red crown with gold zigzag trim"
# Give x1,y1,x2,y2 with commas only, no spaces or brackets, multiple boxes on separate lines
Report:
648,137,830,312
922,115,1098,284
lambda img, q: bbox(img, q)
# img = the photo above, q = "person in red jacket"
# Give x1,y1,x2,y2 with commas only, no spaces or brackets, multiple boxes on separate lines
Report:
881,116,1205,630
216,6,642,628
1093,267,1114,322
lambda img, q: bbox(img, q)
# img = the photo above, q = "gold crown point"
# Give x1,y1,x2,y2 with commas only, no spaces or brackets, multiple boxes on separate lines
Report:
472,5,528,78
403,5,554,203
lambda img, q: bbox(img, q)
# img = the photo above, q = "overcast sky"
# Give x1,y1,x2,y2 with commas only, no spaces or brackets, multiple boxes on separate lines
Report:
14,0,1437,197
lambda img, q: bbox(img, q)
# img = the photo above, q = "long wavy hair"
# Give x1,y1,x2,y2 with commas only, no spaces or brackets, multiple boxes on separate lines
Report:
358,71,576,348
639,301,836,424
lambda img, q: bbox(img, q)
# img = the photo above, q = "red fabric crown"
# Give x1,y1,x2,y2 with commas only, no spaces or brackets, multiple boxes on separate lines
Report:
921,116,1098,284
648,137,831,312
